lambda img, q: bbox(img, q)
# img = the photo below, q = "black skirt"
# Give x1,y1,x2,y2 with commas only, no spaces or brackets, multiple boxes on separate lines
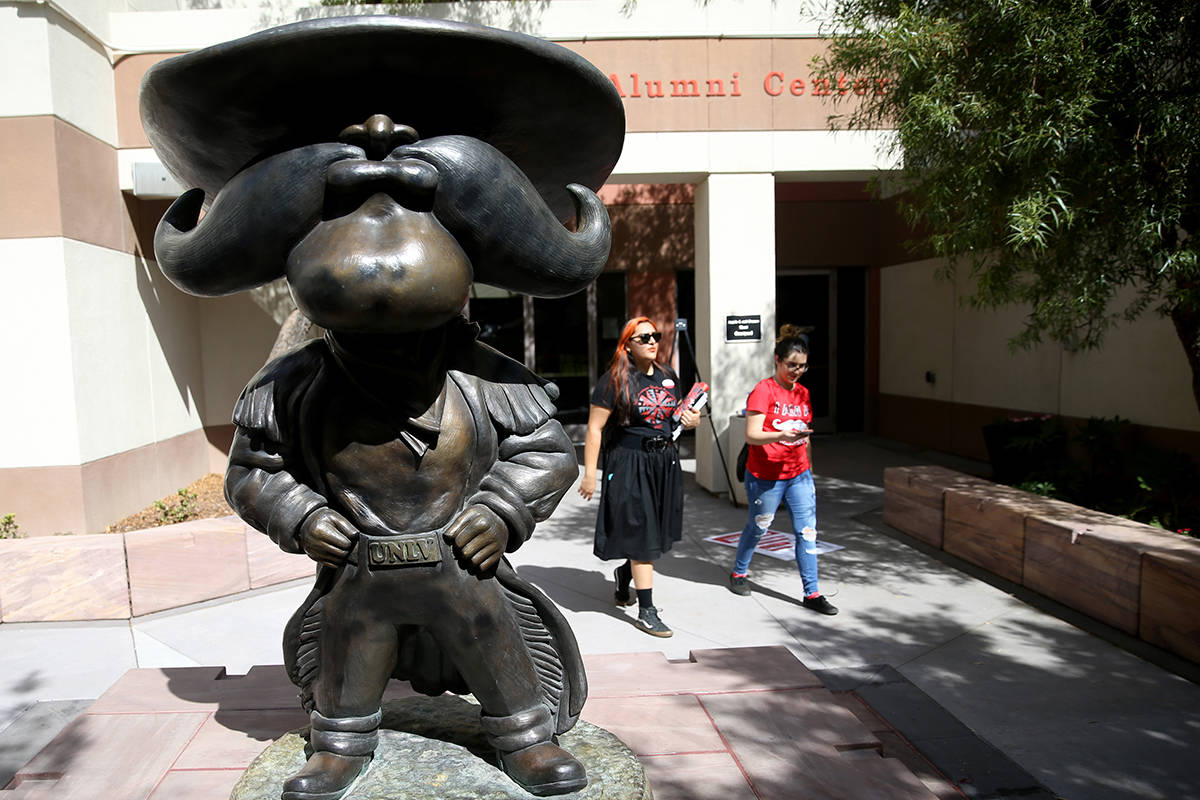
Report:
592,436,684,562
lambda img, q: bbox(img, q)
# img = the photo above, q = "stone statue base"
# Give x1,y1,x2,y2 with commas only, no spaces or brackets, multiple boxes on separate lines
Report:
230,695,652,800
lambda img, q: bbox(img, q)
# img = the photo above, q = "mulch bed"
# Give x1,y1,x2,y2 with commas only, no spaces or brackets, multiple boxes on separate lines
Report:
105,473,235,533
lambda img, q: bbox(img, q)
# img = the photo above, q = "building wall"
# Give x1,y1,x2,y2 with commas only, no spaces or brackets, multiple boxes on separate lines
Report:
877,259,1200,459
3,0,1197,535
0,3,214,534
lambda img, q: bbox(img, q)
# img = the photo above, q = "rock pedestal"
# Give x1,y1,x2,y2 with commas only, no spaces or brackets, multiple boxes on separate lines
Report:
230,695,652,800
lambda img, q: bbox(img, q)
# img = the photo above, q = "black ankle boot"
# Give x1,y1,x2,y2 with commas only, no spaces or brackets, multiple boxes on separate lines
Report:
481,705,587,796
282,709,380,800
498,741,587,796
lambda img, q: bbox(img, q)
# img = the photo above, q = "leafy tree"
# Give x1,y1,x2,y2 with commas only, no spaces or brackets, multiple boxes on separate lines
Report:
815,0,1200,412
321,1,450,5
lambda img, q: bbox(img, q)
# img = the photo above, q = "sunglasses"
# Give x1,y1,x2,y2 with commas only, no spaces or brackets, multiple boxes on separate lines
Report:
631,332,663,344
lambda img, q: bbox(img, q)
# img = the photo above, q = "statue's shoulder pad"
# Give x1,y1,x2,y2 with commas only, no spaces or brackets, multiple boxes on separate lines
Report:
451,341,558,434
232,341,327,436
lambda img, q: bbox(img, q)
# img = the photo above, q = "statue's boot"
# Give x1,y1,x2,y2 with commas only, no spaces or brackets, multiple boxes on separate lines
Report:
282,709,379,800
481,705,587,796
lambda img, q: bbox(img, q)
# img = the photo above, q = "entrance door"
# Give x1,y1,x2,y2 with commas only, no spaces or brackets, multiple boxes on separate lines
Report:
775,268,867,432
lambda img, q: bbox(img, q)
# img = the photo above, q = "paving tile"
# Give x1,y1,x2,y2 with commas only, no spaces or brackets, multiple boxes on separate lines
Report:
13,711,209,800
172,709,309,769
0,535,130,622
2,775,62,798
812,664,906,693
130,583,309,674
130,628,204,669
148,768,244,798
639,752,757,800
853,681,977,742
906,732,1047,799
125,521,251,616
583,646,820,697
87,665,419,720
580,694,725,756
871,730,962,800
702,689,938,799
0,621,137,732
87,666,299,714
0,699,93,790
244,527,314,589
702,688,879,757
825,690,889,735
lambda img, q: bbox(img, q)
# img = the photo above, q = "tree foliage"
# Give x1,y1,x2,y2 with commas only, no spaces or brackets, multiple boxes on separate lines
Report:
816,0,1200,409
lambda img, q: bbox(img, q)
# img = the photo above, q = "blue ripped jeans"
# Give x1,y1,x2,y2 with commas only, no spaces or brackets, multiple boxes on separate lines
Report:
733,470,819,596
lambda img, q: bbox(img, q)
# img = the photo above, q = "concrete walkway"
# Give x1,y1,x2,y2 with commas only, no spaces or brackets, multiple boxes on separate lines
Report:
2,435,1199,799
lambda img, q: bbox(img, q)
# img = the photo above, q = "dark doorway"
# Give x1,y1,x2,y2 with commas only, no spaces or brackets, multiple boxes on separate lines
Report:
470,290,524,362
776,273,832,429
534,292,590,423
672,269,697,392
835,267,867,431
594,271,627,379
775,269,867,432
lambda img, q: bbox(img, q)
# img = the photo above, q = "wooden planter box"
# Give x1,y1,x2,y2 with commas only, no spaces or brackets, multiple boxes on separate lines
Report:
1024,515,1164,634
1140,545,1200,662
943,484,1079,585
883,466,1200,665
882,466,989,548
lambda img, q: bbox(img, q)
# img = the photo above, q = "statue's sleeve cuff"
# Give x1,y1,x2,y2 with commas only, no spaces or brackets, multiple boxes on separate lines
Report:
468,479,536,551
264,478,326,553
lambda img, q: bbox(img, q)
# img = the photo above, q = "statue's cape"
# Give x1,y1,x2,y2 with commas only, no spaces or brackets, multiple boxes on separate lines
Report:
233,326,584,733
283,558,586,735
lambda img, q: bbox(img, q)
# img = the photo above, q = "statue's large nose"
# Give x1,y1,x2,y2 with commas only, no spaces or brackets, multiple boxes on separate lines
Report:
338,114,418,159
329,114,436,212
325,157,439,211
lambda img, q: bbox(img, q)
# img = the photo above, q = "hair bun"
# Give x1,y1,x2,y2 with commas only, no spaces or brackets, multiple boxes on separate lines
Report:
778,323,803,342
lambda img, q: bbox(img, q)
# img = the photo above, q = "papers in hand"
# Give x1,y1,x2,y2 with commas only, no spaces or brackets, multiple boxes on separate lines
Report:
672,382,709,440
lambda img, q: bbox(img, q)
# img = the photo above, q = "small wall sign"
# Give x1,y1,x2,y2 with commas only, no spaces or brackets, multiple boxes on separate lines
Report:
725,315,762,342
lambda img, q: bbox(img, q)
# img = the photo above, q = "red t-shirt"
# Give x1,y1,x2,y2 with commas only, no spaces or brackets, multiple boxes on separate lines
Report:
745,377,812,480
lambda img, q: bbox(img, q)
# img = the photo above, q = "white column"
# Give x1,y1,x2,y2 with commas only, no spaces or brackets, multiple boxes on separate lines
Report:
694,173,776,494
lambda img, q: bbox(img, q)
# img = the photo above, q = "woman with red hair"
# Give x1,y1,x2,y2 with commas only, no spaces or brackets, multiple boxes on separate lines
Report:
578,317,701,637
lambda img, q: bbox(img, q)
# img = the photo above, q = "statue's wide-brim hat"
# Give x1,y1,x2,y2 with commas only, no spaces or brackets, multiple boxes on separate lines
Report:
139,16,625,220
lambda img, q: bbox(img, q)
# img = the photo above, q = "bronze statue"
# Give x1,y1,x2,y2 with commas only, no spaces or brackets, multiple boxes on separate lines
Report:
140,17,624,799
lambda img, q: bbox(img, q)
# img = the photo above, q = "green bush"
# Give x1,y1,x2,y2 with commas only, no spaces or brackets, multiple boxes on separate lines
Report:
991,416,1198,537
155,488,198,525
0,513,23,539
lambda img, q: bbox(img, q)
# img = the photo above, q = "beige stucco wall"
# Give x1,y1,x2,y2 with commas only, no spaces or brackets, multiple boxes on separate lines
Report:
0,238,81,467
66,242,206,463
879,259,1200,432
0,4,117,145
879,259,955,403
1060,292,1198,428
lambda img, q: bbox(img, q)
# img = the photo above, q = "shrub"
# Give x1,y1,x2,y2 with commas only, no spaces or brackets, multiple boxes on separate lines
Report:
989,416,1198,537
1,513,23,539
155,488,198,525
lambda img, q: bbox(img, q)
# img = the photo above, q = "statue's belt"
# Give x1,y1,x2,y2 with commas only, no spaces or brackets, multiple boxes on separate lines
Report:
348,530,443,569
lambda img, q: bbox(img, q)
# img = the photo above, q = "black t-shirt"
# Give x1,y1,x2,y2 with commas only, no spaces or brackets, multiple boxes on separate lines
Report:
591,365,681,438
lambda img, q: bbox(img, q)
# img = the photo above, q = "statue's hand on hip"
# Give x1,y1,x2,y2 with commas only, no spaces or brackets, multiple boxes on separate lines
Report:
299,507,359,568
444,505,509,573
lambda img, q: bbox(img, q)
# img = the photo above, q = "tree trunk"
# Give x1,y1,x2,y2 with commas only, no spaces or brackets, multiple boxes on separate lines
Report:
1170,293,1200,417
268,308,317,360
